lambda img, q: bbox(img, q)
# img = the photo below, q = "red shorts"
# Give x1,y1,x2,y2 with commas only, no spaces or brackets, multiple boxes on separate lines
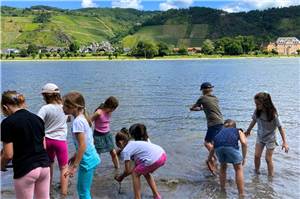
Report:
134,153,167,175
45,137,68,168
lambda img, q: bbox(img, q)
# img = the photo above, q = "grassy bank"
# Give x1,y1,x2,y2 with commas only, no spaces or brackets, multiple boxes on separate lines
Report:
1,54,299,61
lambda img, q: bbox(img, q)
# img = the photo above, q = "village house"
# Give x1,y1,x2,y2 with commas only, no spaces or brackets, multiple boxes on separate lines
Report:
267,37,300,55
1,48,20,54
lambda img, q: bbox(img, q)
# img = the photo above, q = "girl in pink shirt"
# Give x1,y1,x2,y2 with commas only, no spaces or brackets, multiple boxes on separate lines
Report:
91,96,119,168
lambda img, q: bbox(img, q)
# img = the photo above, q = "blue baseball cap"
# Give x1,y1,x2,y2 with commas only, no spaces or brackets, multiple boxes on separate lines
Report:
200,82,214,90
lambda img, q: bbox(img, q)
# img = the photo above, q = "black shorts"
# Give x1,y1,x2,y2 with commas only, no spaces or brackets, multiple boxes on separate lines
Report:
205,124,223,142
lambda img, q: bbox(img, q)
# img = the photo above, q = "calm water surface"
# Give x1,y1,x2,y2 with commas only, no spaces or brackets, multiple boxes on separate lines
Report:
1,58,300,199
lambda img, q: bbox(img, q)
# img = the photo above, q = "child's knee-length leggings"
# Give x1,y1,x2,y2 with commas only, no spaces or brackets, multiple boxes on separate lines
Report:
77,166,97,199
14,167,50,199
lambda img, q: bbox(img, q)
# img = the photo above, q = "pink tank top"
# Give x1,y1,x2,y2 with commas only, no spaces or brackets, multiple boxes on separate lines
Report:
94,110,111,133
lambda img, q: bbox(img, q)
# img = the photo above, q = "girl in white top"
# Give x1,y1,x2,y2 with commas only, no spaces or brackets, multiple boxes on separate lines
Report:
114,129,167,199
37,83,69,196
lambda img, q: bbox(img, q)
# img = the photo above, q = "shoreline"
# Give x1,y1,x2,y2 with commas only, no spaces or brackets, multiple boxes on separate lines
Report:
1,55,299,62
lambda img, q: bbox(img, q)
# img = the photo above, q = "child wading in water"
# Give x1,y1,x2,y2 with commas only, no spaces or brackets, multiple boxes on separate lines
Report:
63,91,100,199
245,92,288,176
91,96,119,169
209,119,247,196
190,82,224,172
38,83,69,196
115,125,167,199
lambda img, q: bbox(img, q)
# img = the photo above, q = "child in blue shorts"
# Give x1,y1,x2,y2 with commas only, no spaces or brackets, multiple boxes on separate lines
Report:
190,82,224,171
208,119,247,196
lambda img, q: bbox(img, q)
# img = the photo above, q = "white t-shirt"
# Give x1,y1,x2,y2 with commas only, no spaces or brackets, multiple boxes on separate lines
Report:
72,114,95,148
121,141,165,166
38,104,68,140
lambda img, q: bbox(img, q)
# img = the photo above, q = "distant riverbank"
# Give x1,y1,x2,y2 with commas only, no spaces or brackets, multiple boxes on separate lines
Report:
1,54,299,61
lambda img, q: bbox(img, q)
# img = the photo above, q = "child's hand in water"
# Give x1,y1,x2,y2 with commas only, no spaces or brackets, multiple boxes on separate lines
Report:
282,142,289,153
64,164,77,178
114,175,123,182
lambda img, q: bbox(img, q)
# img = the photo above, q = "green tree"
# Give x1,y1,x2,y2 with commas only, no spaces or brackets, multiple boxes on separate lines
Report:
33,13,51,23
201,39,215,55
31,53,37,59
10,53,16,59
39,53,44,59
59,52,65,59
19,49,28,57
66,52,72,58
45,52,51,58
27,44,38,55
158,42,170,56
225,40,243,55
178,48,188,55
69,42,80,52
297,49,300,55
132,41,158,59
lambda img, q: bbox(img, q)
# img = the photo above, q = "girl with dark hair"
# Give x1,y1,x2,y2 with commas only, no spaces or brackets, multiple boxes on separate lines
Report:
1,90,50,199
245,92,288,176
38,83,69,196
91,96,119,169
63,91,100,199
114,129,167,199
129,123,150,142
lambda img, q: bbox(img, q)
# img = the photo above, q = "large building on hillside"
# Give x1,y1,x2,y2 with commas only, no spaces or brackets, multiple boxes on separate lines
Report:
267,37,300,55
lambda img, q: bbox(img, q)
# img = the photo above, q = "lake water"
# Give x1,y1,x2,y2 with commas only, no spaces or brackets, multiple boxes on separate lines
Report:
1,58,300,199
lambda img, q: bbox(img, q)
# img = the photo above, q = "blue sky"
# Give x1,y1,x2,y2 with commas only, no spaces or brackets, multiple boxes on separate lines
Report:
1,0,300,12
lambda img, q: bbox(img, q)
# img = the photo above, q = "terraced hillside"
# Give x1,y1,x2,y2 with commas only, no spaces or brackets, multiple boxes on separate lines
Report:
1,5,300,48
123,6,300,48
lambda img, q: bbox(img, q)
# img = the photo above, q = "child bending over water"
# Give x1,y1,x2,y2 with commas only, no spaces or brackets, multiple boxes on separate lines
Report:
209,119,247,196
114,129,167,199
245,92,288,177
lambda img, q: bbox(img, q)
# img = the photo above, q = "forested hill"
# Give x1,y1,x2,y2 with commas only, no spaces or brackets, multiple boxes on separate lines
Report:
1,5,300,48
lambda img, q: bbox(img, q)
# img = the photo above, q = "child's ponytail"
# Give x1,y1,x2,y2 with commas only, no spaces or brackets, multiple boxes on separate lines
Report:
129,123,149,141
1,90,25,107
83,108,92,127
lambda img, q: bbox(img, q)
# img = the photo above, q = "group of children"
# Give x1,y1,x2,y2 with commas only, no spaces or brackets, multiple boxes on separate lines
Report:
190,82,289,196
0,83,166,199
0,81,289,199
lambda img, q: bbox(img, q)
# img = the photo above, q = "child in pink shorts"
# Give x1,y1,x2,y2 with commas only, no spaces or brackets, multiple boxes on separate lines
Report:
114,126,167,199
38,83,69,196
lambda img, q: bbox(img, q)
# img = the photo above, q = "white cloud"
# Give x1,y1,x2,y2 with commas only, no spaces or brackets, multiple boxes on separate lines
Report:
112,0,143,10
159,0,194,11
81,0,97,8
223,0,300,13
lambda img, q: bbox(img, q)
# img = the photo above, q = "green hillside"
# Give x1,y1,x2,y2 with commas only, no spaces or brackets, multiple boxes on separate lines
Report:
123,6,300,47
1,6,156,48
1,5,300,49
